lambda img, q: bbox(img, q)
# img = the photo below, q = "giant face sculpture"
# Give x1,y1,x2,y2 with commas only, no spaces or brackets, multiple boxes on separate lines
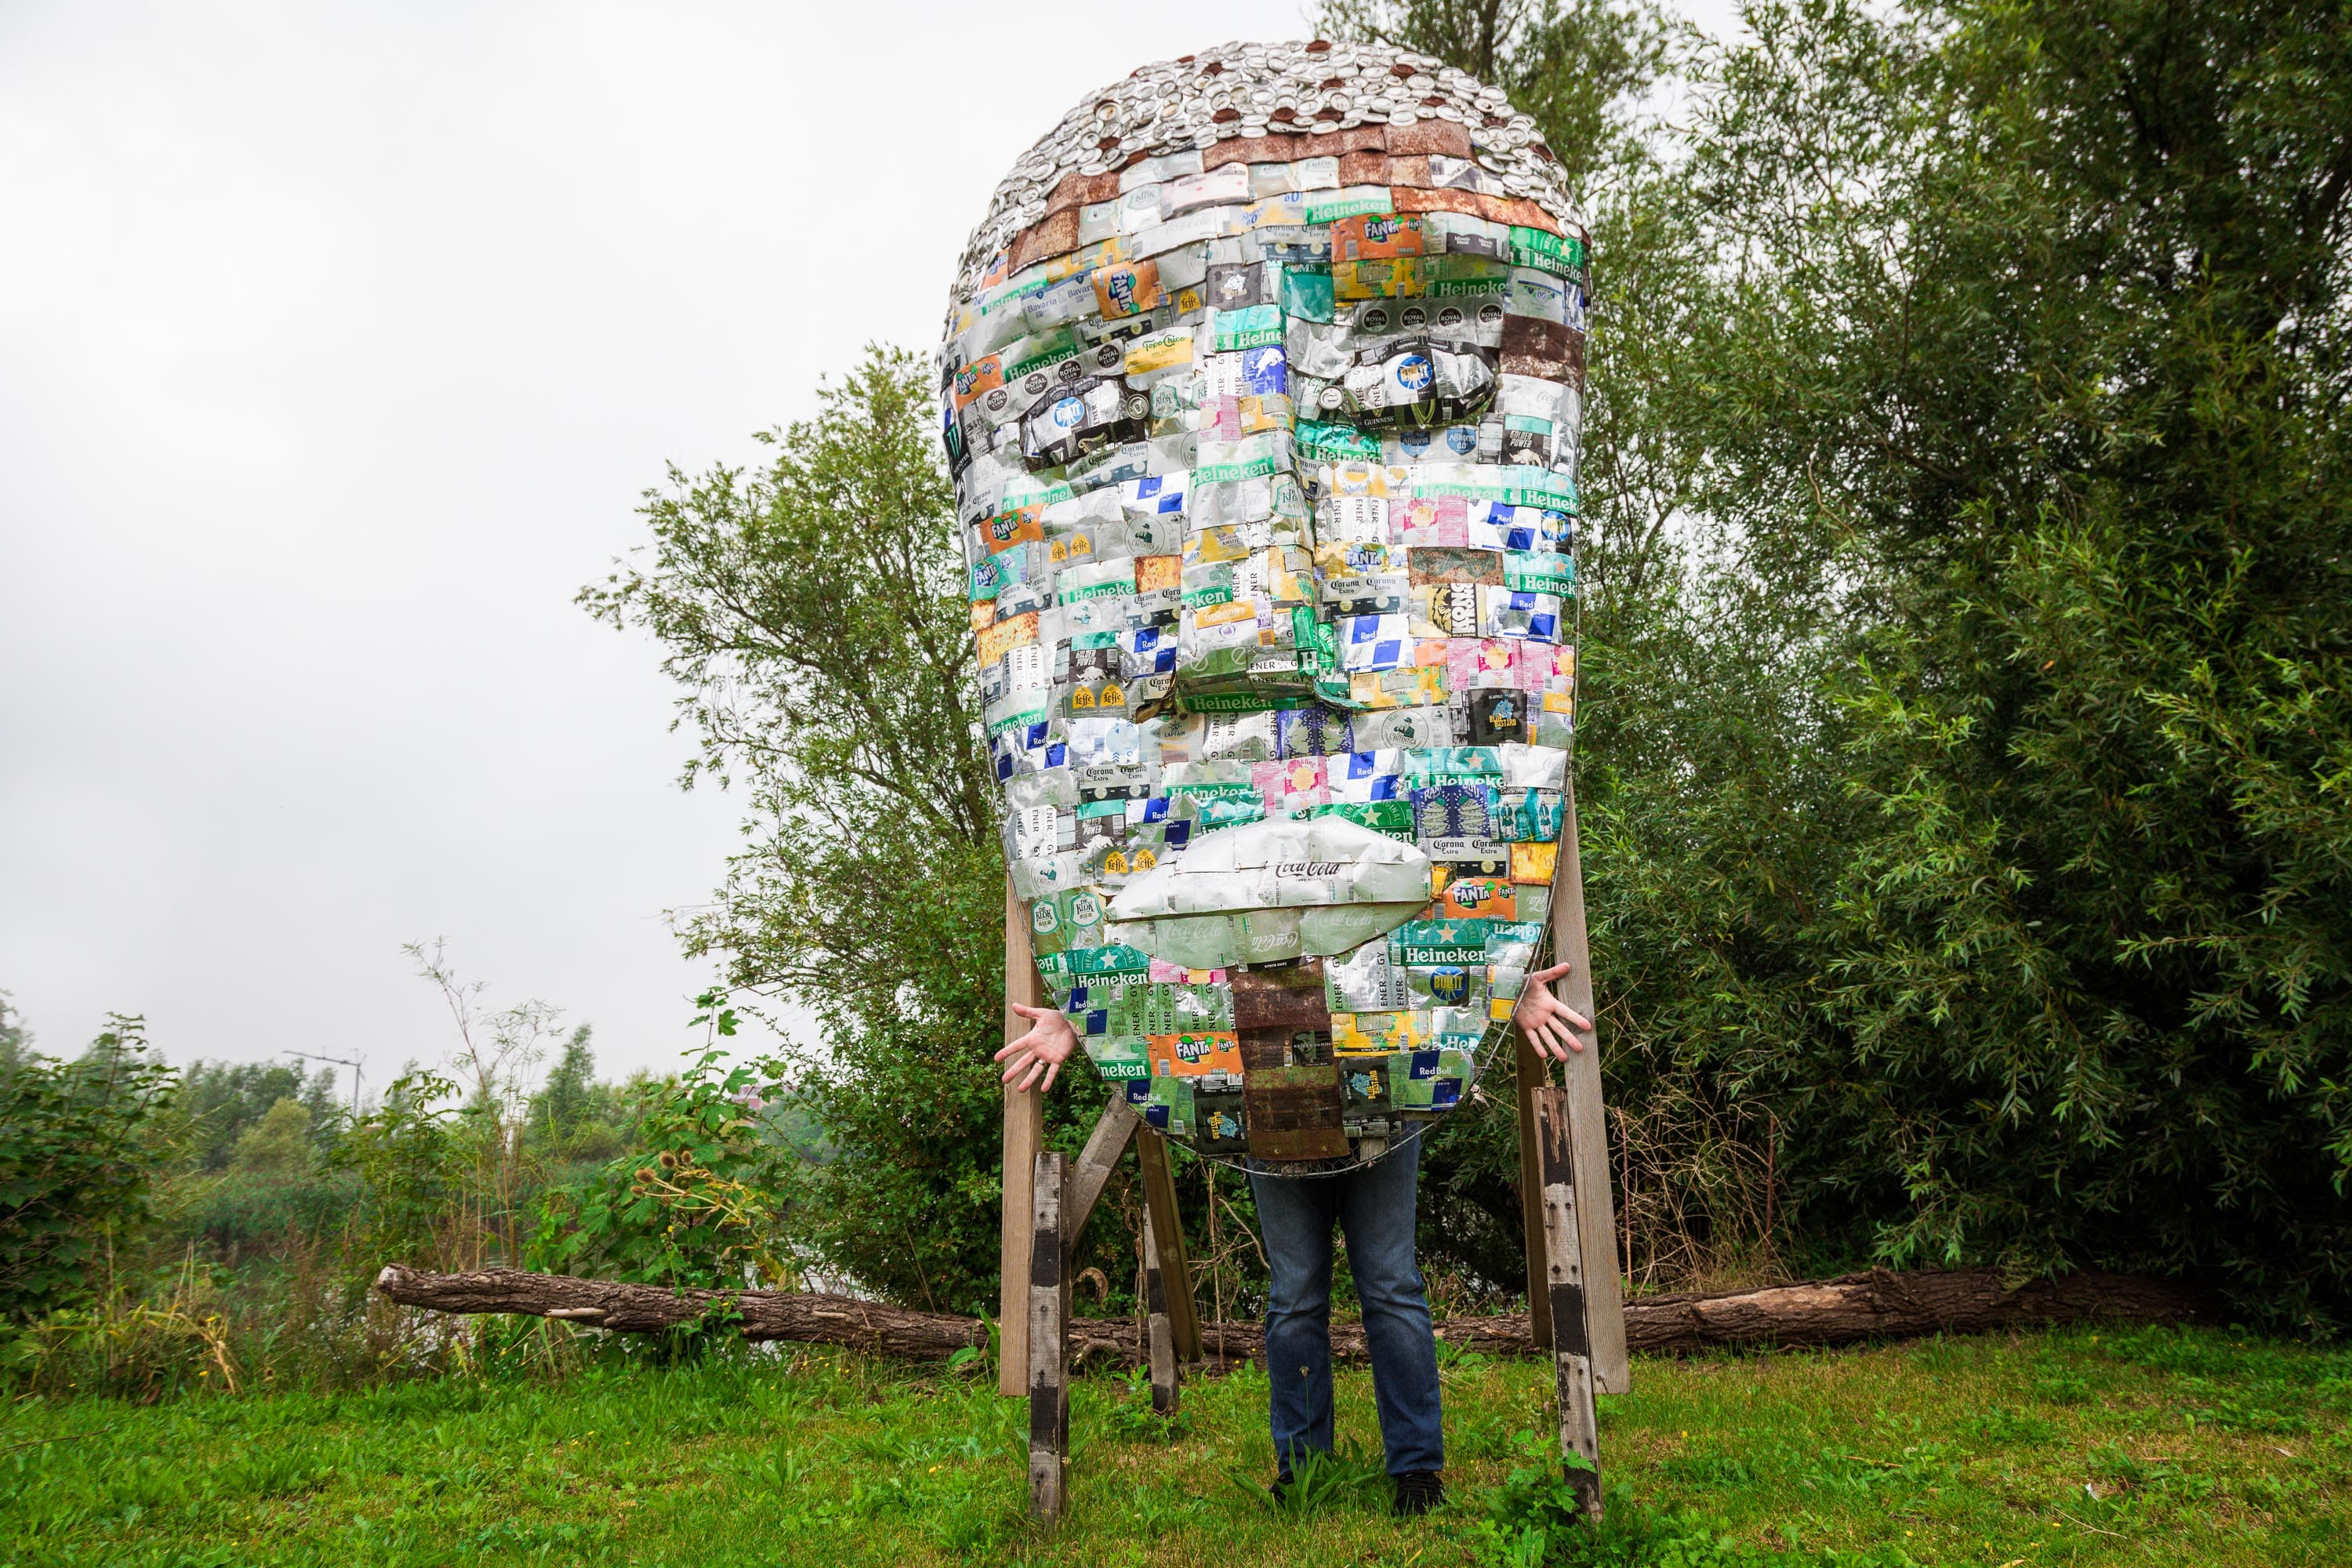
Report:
944,38,1586,1171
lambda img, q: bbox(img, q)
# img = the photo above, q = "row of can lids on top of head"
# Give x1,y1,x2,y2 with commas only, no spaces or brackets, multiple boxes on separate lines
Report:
949,39,1583,320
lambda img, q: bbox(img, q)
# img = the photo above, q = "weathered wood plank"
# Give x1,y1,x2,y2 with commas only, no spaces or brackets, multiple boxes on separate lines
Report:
1064,1091,1138,1250
1134,1126,1202,1363
1001,878,1047,1398
1143,1202,1180,1416
1535,1084,1603,1523
1028,1151,1069,1523
1547,779,1629,1394
1515,1032,1553,1352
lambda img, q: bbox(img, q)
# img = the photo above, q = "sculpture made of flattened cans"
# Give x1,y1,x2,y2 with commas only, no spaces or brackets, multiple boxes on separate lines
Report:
946,38,1589,1174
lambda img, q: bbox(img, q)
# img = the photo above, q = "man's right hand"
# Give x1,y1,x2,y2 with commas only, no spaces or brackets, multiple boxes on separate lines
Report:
1513,959,1593,1062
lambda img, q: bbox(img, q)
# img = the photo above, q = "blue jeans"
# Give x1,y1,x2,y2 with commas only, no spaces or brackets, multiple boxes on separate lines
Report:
1248,1139,1444,1476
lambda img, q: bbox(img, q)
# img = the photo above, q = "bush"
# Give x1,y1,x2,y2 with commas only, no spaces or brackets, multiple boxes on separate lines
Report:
0,1017,177,1322
532,1005,802,1293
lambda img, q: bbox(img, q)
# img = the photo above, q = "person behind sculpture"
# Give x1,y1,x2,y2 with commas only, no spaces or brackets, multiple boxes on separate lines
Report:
946,39,1591,1514
1000,960,1589,1512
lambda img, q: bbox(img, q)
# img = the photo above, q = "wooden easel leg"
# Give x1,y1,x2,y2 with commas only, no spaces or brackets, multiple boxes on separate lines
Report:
1516,1034,1554,1352
1133,1126,1202,1364
1028,1150,1069,1523
1063,1091,1138,1248
1000,880,1045,1398
1534,1084,1603,1523
1142,1203,1179,1416
1544,779,1629,1393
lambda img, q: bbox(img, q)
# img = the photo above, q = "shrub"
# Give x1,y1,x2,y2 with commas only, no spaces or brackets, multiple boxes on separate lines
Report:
0,1016,177,1322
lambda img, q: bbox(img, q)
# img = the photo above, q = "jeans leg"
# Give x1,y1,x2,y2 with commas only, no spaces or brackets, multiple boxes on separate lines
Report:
1249,1167,1338,1478
1336,1139,1445,1475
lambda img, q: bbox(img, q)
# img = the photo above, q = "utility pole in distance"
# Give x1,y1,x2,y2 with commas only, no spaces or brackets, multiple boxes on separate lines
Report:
286,1050,364,1116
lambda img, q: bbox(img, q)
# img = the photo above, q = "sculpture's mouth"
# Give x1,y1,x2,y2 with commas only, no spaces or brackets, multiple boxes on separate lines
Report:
1105,815,1432,970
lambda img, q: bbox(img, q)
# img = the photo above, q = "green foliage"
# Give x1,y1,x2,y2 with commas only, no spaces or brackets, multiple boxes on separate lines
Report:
1674,0,2352,1312
1229,1439,1388,1515
176,1058,340,1171
1329,0,2352,1318
532,998,800,1293
230,1098,318,1179
328,1071,466,1269
579,343,996,1025
585,345,1142,1308
786,1009,1018,1312
1316,0,1685,192
0,991,28,1075
2,1328,2343,1564
525,1025,628,1164
0,1015,177,1322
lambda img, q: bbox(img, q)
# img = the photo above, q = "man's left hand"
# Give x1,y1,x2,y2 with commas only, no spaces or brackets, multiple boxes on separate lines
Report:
1513,960,1593,1062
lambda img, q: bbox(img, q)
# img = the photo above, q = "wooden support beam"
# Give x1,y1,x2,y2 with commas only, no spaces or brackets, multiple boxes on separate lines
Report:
1515,1032,1552,1352
1064,1091,1138,1250
1534,1084,1604,1523
1133,1125,1202,1363
1142,1202,1180,1416
1547,778,1629,1394
1000,879,1047,1398
1027,1151,1069,1523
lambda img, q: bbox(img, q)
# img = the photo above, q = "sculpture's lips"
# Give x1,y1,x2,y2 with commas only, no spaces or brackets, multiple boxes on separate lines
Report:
1106,816,1431,970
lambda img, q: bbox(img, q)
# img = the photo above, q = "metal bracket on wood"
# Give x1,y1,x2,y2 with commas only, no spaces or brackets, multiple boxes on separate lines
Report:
1534,1084,1604,1522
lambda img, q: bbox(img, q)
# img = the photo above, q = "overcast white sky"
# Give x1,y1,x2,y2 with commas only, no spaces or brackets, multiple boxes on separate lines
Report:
0,2,1348,1091
0,2,1734,1096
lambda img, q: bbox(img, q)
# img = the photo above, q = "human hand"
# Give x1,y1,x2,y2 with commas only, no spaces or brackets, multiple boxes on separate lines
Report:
994,1002,1079,1093
1512,960,1593,1062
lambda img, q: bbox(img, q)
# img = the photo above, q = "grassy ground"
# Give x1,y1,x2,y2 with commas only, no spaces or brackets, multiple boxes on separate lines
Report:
0,1323,2343,1566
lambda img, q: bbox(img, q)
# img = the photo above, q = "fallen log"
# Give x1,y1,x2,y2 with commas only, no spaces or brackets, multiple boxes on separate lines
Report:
1617,1266,2209,1353
373,1265,987,1360
377,1263,2206,1367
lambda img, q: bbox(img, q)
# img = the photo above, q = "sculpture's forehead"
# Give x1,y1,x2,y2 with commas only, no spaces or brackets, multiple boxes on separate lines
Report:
943,38,1582,337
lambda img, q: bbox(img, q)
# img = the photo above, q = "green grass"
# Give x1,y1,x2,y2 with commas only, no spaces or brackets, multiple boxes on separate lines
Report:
1,1323,2343,1566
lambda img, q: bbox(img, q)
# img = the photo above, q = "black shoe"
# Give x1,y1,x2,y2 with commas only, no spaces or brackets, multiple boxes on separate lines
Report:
1393,1469,1446,1515
1269,1472,1290,1505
